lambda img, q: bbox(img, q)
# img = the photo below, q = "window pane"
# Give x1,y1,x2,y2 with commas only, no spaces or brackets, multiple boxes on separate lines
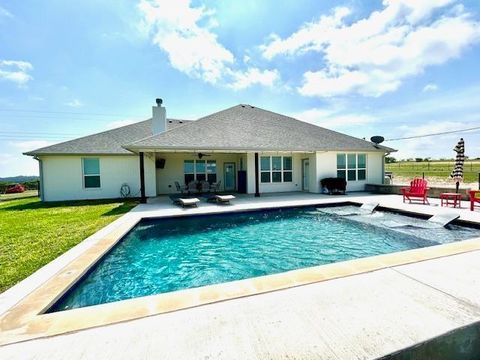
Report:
337,154,346,169
348,169,356,181
207,174,217,183
185,174,194,184
358,154,366,168
347,154,356,169
261,157,270,171
261,172,270,183
184,160,194,174
272,171,282,182
283,157,292,170
206,160,216,173
358,169,366,180
272,156,282,170
196,173,206,182
196,160,206,173
283,171,292,182
337,170,346,179
83,158,99,175
84,175,100,188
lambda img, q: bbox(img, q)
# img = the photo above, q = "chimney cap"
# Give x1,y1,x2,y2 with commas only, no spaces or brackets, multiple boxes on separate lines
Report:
155,98,163,106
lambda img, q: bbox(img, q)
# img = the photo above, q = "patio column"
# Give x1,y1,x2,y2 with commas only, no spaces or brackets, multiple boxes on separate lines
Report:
139,152,146,204
254,152,260,197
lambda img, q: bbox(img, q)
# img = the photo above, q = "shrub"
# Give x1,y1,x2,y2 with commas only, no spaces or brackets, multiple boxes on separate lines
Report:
320,177,347,195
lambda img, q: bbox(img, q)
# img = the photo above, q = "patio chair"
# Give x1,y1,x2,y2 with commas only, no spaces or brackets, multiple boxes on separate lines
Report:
187,181,198,194
200,180,210,193
401,178,429,204
174,181,188,194
469,190,480,211
206,194,235,205
210,180,221,193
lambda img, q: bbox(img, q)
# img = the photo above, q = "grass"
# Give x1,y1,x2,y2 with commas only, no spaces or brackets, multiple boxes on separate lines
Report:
386,161,480,183
0,190,39,201
0,197,138,293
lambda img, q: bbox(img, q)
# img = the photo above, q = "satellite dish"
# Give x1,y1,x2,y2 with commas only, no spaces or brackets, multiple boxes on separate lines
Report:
370,136,385,145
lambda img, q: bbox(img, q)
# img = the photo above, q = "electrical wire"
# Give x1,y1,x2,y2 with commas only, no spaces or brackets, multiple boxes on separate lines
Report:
384,126,480,141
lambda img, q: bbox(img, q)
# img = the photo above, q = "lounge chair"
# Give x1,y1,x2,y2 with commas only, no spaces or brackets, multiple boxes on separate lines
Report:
401,178,429,204
206,194,235,205
173,197,200,208
470,190,480,211
174,181,188,194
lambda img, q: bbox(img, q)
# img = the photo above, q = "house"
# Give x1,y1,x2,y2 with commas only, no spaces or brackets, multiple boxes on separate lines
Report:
24,100,394,202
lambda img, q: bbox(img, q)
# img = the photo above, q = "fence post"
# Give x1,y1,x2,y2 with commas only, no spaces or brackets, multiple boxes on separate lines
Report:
422,172,425,179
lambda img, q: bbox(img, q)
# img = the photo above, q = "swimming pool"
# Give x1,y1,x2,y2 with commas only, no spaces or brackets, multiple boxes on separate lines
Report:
49,205,480,312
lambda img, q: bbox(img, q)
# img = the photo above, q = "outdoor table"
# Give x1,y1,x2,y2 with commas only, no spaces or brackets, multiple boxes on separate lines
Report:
440,192,462,208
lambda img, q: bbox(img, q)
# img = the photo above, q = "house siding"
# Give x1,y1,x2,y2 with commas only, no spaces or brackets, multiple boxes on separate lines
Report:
40,155,156,201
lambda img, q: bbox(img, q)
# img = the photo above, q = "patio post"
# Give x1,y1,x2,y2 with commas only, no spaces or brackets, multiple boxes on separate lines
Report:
254,152,260,197
139,152,146,204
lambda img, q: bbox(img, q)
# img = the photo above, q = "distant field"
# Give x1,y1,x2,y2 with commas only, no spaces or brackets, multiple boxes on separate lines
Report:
386,161,480,184
0,190,39,201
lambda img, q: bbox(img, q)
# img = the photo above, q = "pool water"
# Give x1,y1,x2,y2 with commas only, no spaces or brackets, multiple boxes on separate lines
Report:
49,206,480,312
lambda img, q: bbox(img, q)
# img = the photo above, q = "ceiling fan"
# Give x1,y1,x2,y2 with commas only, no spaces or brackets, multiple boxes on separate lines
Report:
197,153,211,159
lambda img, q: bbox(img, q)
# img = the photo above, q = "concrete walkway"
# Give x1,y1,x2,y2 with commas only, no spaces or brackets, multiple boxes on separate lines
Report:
1,193,480,359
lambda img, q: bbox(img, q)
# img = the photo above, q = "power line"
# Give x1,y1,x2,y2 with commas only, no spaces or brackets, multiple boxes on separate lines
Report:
385,126,480,141
0,108,141,117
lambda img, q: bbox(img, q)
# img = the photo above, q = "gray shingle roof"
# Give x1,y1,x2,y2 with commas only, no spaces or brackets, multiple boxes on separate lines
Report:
24,119,191,155
126,105,394,153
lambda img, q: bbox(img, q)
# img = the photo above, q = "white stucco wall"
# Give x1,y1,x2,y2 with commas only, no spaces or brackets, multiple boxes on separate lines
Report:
155,153,242,194
40,155,156,201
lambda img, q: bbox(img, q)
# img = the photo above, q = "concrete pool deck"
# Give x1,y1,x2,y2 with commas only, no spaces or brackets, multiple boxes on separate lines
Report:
1,192,480,358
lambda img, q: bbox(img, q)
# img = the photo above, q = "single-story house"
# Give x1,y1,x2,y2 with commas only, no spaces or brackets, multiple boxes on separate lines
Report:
25,101,394,202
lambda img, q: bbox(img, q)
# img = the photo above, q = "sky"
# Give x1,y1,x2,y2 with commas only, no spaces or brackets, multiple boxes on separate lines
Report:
0,0,480,176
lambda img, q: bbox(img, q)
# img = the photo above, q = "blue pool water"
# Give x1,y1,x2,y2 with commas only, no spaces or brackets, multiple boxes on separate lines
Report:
49,205,480,312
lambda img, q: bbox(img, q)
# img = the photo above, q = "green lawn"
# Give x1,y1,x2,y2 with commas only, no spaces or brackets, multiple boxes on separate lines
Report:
386,161,480,183
0,197,137,293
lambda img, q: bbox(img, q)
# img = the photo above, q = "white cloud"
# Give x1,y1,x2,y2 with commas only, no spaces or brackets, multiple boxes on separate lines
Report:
261,1,480,97
0,5,13,19
227,68,280,90
422,83,438,92
0,60,33,86
290,107,377,129
138,0,234,84
10,140,55,152
65,99,84,108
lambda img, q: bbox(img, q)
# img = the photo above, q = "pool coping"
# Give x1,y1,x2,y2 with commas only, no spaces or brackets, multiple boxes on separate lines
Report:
2,198,480,346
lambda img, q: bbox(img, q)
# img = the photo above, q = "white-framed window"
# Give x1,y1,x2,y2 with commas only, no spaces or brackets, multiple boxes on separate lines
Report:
336,153,367,181
184,160,217,184
82,158,100,188
260,156,293,183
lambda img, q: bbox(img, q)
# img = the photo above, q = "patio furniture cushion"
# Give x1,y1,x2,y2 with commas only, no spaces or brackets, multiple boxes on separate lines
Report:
216,195,235,202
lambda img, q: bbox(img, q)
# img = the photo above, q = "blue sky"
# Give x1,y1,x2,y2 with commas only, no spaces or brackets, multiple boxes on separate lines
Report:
1,0,480,176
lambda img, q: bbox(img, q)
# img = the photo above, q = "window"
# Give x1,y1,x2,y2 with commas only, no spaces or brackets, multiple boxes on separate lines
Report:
260,156,293,183
184,159,216,184
336,153,367,181
83,158,100,188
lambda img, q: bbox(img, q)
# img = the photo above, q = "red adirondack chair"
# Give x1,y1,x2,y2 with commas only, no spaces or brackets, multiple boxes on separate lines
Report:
469,190,480,211
401,178,429,204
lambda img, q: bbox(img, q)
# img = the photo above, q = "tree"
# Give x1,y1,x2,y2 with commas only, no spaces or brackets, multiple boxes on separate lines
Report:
385,156,397,163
